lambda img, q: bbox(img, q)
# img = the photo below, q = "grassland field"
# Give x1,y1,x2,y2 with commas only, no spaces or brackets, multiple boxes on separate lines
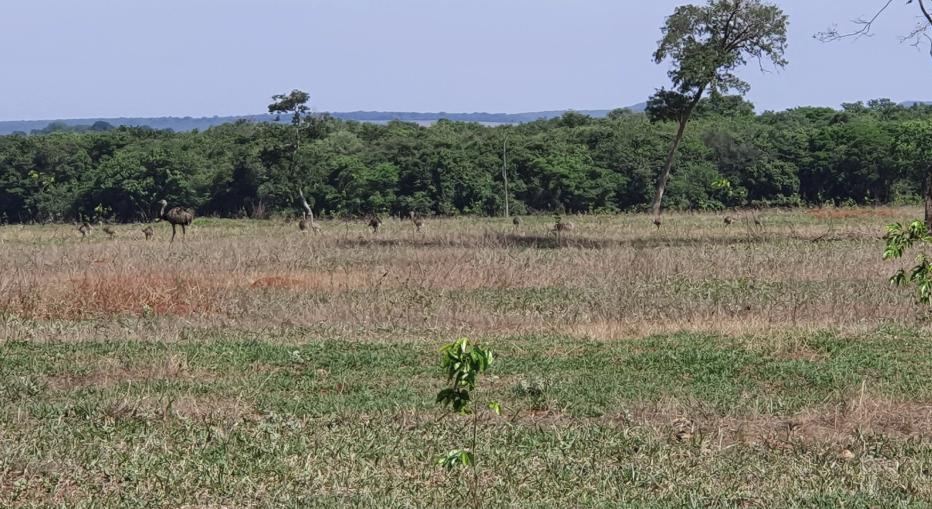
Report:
3,207,932,508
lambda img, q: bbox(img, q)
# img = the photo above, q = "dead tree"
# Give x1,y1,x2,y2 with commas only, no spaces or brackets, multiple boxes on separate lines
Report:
297,189,320,235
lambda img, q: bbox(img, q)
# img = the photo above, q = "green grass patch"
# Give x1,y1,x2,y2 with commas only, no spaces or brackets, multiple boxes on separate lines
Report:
5,328,932,506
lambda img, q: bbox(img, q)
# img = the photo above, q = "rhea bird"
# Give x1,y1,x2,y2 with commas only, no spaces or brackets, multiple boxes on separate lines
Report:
99,221,116,239
141,226,154,241
298,211,320,235
512,216,521,230
369,215,382,233
723,216,734,226
653,217,662,229
552,219,574,236
158,199,193,243
74,221,91,239
298,213,308,233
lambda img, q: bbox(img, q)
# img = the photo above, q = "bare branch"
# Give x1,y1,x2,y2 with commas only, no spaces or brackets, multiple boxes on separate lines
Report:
814,0,895,42
818,0,932,63
755,53,771,73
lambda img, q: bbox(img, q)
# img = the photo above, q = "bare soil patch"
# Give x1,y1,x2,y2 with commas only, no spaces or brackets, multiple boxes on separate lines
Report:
250,276,305,289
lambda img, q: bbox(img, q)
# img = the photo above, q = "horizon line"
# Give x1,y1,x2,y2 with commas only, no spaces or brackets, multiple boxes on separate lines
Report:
1,99,929,124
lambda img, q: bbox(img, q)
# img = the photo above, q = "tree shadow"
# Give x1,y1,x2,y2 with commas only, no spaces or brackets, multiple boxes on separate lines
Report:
331,230,882,251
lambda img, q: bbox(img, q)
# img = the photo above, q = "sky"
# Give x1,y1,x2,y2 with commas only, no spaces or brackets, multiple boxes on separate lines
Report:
0,0,930,121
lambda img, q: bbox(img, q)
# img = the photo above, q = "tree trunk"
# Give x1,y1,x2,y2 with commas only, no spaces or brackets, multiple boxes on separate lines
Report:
502,137,509,218
925,164,932,231
650,92,704,216
503,174,509,218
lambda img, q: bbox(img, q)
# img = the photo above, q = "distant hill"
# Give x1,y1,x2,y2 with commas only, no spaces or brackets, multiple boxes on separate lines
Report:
899,101,932,108
0,103,647,135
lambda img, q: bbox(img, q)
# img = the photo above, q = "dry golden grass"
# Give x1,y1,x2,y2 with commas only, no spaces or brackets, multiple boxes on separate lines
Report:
0,206,923,340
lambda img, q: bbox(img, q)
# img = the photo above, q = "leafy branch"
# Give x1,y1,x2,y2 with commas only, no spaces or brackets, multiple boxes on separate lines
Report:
883,219,932,304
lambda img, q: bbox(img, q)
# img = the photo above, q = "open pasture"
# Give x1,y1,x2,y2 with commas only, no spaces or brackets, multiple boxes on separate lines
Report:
3,207,932,507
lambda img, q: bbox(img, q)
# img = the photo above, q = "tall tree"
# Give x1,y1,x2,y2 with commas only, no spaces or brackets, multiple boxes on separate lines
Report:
647,0,789,215
268,90,312,209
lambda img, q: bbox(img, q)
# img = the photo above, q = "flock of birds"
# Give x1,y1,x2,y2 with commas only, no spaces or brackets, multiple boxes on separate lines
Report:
71,195,763,242
73,199,193,243
652,214,762,230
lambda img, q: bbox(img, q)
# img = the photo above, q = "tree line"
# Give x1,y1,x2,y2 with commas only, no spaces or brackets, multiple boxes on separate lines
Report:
2,95,932,224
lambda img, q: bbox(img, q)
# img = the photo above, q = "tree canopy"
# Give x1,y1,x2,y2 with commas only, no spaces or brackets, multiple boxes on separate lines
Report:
3,97,932,224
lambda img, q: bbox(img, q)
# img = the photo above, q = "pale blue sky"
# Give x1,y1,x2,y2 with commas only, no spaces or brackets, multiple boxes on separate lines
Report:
0,0,928,121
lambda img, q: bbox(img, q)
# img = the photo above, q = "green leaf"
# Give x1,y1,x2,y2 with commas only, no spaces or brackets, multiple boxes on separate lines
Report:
891,269,907,287
435,450,469,469
436,388,457,406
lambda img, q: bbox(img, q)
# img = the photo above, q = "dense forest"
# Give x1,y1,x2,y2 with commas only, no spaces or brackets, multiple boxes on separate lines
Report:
3,95,932,224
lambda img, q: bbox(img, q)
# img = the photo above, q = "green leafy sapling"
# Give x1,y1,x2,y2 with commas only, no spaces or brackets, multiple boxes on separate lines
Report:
883,219,932,304
433,337,499,507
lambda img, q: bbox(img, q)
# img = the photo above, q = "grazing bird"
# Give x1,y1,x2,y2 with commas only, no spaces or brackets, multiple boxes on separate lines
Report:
723,216,734,227
99,221,116,239
298,212,308,233
158,199,193,243
553,220,574,236
653,217,662,230
141,226,153,240
513,216,521,230
369,215,382,233
413,215,424,233
75,221,91,239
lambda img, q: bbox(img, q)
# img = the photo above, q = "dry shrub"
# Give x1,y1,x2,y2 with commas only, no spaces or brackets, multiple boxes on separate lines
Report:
250,199,268,220
1,273,227,319
67,274,222,317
